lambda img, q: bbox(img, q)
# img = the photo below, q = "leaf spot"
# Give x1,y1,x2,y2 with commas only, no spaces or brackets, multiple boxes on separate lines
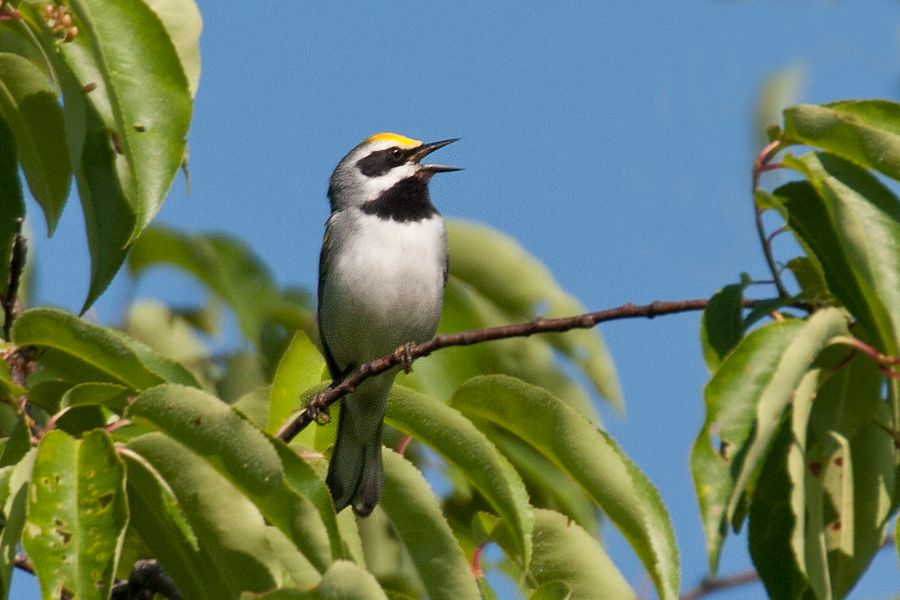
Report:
808,461,822,476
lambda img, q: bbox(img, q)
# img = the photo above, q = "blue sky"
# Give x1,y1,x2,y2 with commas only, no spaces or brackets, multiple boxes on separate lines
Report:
15,1,900,598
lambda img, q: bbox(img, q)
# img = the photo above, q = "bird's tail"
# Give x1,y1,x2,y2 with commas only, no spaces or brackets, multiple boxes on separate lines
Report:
326,388,387,517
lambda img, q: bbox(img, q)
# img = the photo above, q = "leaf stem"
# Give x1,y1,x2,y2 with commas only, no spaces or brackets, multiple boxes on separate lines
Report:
752,141,790,300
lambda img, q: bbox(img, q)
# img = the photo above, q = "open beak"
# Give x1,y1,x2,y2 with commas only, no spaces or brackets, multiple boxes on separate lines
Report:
413,138,462,173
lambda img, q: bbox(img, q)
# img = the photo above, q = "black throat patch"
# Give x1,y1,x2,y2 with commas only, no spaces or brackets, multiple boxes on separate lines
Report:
361,177,438,222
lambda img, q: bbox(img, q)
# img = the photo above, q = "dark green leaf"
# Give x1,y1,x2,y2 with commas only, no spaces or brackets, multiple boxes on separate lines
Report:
781,152,900,354
0,53,70,234
381,449,480,600
782,100,900,182
0,117,24,306
386,385,533,564
73,105,137,311
699,284,745,372
529,509,633,599
452,375,679,600
23,430,126,600
63,0,192,238
11,308,199,389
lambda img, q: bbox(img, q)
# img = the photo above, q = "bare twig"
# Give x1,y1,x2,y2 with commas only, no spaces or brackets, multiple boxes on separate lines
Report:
277,298,731,442
3,218,26,341
752,140,790,300
679,569,759,600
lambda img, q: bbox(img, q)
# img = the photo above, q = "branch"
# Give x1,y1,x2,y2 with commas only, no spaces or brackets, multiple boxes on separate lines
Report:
2,218,26,341
679,569,758,600
276,298,725,442
752,140,790,300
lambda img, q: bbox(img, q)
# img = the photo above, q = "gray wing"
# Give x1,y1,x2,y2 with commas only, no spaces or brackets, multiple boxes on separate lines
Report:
318,215,342,381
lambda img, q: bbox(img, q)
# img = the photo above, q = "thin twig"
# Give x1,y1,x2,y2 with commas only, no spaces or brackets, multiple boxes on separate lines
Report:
679,569,759,600
752,141,790,300
277,298,738,442
3,218,26,341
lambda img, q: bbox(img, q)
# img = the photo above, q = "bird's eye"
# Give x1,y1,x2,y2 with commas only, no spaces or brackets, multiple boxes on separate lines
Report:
390,148,402,160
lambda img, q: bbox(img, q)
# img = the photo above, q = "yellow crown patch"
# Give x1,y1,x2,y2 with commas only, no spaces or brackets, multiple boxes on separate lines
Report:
365,132,422,148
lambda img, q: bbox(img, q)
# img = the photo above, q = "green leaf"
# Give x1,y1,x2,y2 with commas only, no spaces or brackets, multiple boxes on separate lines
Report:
0,117,24,307
699,284,746,372
143,0,202,98
787,257,834,306
386,385,533,565
124,300,210,373
528,579,571,600
23,430,126,600
446,219,622,408
129,385,339,571
754,64,804,149
62,0,192,239
380,449,480,600
73,104,137,311
529,508,633,599
806,350,895,598
0,52,71,234
244,560,389,600
451,375,679,600
128,226,297,343
11,308,199,389
60,381,129,411
780,152,900,354
480,422,598,533
0,449,33,600
782,100,900,182
128,433,320,592
268,331,326,434
748,370,819,599
121,447,233,600
690,309,848,575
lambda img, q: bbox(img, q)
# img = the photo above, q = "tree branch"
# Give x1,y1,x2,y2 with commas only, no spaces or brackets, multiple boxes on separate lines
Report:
276,298,730,442
2,218,26,341
752,140,790,300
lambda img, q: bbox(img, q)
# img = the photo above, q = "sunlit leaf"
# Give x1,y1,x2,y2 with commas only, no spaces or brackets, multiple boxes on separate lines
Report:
529,508,633,599
143,0,202,97
0,450,33,600
783,100,900,182
23,431,126,600
691,309,848,575
268,331,326,434
11,308,199,389
128,433,320,591
451,375,679,600
780,152,900,354
380,449,480,600
129,384,337,571
63,0,192,238
243,560,388,600
386,385,533,565
0,53,70,234
121,448,233,600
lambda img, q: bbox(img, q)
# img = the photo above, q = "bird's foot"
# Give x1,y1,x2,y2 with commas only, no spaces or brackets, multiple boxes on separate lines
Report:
306,391,331,425
396,342,416,374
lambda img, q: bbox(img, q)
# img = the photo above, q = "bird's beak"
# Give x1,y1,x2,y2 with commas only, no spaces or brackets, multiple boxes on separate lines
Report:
413,138,462,173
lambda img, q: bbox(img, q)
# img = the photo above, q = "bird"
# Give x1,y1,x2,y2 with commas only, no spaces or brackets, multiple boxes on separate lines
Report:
318,132,460,516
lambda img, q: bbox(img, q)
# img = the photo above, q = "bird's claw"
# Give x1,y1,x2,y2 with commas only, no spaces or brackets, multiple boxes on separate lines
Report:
397,342,416,374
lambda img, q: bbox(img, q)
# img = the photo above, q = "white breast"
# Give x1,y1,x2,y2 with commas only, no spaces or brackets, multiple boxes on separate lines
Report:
320,211,447,368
